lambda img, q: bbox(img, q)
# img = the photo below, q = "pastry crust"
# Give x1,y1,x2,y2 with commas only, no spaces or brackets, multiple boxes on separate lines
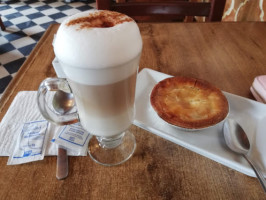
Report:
150,76,229,129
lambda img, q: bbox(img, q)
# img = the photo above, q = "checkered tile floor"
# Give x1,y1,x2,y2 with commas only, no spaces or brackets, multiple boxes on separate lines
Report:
0,0,95,98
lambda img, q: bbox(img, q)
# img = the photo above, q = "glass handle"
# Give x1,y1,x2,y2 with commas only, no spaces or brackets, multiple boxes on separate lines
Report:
37,78,79,125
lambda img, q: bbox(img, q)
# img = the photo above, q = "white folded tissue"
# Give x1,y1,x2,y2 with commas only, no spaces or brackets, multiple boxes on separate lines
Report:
0,91,91,165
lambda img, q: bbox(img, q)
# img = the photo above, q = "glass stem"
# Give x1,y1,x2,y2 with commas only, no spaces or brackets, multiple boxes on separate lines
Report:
96,132,125,149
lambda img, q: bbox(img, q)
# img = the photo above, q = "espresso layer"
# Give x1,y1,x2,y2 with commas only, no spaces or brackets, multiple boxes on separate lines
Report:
68,72,137,136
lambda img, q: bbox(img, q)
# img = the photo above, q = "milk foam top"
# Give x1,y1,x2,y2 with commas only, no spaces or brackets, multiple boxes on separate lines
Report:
53,10,142,69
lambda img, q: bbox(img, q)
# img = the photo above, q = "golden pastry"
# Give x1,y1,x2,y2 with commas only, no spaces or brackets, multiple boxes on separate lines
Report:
150,76,229,129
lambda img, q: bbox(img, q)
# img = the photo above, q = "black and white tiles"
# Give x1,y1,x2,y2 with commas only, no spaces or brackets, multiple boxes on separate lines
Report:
0,0,95,97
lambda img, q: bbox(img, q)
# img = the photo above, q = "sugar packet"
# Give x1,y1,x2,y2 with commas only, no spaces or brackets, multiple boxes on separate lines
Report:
7,120,49,165
52,122,91,155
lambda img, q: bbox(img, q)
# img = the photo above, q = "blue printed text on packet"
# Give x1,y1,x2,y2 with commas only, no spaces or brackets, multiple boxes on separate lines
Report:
51,122,90,155
7,120,49,165
58,123,90,147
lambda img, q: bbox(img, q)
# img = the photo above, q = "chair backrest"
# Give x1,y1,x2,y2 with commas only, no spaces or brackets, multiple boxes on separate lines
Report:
96,0,226,22
0,16,6,31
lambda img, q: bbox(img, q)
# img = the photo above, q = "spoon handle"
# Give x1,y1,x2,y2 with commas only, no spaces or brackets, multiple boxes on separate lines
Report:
56,147,68,180
244,155,266,193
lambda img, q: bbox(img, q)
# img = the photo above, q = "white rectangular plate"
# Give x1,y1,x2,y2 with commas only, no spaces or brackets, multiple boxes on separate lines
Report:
133,68,266,177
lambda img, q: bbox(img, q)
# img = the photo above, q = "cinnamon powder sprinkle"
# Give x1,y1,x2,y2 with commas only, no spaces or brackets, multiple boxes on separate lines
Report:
66,11,133,29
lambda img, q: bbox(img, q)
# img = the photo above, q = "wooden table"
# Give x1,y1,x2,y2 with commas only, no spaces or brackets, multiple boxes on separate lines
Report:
0,22,266,199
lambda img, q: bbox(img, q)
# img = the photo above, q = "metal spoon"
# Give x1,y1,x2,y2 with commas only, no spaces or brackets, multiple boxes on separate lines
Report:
223,118,266,192
52,90,74,115
52,90,75,180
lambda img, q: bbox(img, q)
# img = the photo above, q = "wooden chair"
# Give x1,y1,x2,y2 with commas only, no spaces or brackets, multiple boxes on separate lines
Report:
0,16,6,31
96,0,226,22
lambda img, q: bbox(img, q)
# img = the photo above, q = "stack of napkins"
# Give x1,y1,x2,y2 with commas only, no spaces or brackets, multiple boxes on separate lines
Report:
0,91,87,157
251,75,266,104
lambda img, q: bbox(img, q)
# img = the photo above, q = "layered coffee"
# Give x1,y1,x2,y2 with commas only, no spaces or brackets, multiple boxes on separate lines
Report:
68,58,139,137
53,10,142,137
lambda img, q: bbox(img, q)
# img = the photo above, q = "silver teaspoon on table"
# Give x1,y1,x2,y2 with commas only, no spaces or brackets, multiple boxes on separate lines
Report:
53,90,75,180
223,118,266,192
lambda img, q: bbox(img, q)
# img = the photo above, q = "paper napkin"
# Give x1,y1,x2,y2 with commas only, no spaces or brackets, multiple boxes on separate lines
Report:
0,91,87,156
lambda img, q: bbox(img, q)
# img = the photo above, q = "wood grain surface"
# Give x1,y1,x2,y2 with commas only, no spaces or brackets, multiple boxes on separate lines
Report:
0,22,266,200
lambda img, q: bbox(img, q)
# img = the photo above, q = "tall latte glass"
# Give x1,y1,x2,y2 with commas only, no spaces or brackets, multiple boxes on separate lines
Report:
37,10,142,166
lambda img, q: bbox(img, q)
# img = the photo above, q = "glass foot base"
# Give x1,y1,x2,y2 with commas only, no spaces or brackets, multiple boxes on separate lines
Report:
88,131,136,166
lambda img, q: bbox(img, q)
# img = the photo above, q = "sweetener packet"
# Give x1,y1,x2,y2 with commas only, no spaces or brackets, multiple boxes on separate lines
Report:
52,122,91,155
7,120,49,165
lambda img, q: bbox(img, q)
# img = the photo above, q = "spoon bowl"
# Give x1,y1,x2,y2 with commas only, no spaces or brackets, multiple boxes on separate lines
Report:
223,118,266,192
52,90,75,115
223,119,250,154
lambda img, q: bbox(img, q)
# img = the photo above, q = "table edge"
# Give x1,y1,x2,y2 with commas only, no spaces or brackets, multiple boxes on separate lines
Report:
0,23,59,117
